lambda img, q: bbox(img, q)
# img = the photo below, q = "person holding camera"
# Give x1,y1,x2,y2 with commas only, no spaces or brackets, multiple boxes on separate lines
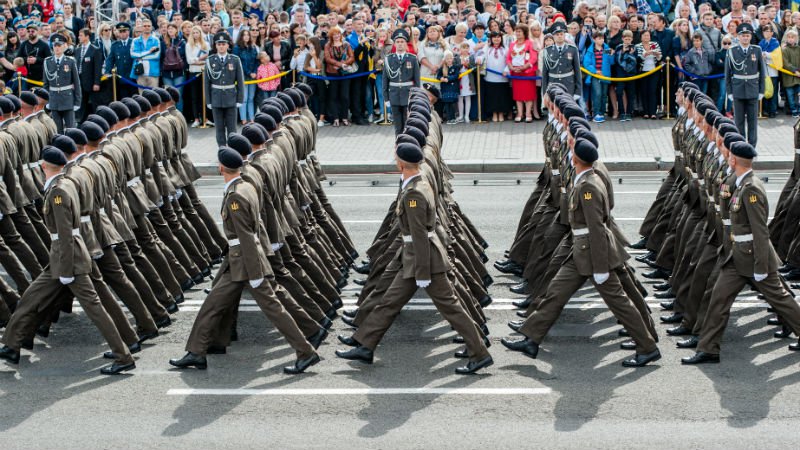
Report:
348,17,371,125
324,27,355,127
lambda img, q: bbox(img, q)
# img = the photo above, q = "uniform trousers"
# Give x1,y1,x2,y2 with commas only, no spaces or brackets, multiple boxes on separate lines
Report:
185,269,315,359
733,98,759,147
50,109,75,134
0,215,42,278
212,107,238,146
391,105,408,135
2,270,133,364
10,211,49,266
520,258,658,354
353,271,490,362
698,264,800,354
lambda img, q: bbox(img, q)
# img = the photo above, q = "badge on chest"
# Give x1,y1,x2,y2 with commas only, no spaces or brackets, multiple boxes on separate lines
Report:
732,195,740,211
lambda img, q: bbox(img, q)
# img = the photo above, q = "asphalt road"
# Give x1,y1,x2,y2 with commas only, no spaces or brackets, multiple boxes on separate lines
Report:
1,171,799,449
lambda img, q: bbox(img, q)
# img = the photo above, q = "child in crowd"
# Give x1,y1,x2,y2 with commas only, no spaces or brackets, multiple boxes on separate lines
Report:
457,42,476,123
437,50,460,124
782,29,800,118
759,25,780,118
256,51,281,104
715,37,733,115
582,31,612,123
682,34,714,93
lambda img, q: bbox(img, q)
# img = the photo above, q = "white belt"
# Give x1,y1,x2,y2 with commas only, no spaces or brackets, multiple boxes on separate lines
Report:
389,81,413,87
98,207,106,215
733,233,753,242
573,228,589,236
80,215,91,223
698,179,705,187
560,187,566,194
674,151,682,157
50,84,74,92
298,160,307,166
402,231,435,242
715,204,721,212
732,74,759,80
722,219,731,226
691,172,698,179
0,176,3,182
145,168,152,175
51,228,80,240
228,238,240,246
212,84,236,90
796,149,800,155
126,176,141,187
708,198,715,204
156,161,164,168
551,169,560,176
549,71,574,79
28,161,41,169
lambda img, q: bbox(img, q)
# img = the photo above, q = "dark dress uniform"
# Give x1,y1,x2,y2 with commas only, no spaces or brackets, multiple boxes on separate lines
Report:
382,29,420,135
103,24,137,100
204,34,245,146
43,43,81,133
541,24,582,98
724,24,766,147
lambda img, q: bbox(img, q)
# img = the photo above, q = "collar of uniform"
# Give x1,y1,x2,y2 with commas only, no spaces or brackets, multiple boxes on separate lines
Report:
573,167,592,187
560,131,567,142
736,169,753,187
718,154,724,165
707,142,715,153
547,113,553,123
555,122,563,132
686,117,694,127
44,172,64,192
272,130,284,137
224,176,242,194
87,148,102,156
76,153,87,162
401,173,421,190
678,106,686,116
693,125,701,136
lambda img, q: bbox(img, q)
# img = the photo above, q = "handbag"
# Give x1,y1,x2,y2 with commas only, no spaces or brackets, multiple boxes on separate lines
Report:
765,76,774,99
134,61,145,75
341,62,358,74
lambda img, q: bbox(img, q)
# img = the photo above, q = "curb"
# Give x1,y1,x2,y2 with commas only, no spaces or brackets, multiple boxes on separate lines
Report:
194,158,795,176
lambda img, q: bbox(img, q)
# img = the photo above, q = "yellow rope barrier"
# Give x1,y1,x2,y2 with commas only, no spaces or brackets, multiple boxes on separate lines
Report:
770,63,800,77
580,64,665,82
244,71,291,85
421,67,475,83
18,77,44,86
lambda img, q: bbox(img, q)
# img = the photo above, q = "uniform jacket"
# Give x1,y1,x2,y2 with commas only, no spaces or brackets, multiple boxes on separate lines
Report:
43,174,92,277
541,44,582,97
204,53,245,108
104,39,134,77
725,44,767,100
220,177,272,282
382,52,420,107
726,171,780,277
43,55,81,111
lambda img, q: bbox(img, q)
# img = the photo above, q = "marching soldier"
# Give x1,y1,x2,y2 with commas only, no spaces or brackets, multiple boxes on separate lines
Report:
204,32,244,146
382,28,420,135
43,34,81,133
724,23,766,147
541,22,582,100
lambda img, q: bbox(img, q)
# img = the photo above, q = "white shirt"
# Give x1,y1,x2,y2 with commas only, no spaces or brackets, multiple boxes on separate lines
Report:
224,175,241,193
44,172,63,192
735,169,753,187
573,167,591,187
401,173,420,189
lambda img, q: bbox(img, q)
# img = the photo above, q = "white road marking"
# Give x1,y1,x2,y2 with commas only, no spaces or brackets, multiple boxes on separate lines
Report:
167,387,553,396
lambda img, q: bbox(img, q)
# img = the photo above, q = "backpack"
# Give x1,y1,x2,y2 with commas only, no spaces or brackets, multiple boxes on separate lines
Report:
163,44,185,72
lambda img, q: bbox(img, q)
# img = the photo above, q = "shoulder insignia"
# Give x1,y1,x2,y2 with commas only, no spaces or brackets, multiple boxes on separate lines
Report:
583,191,592,201
54,195,62,205
408,200,417,208
749,194,757,204
230,201,239,211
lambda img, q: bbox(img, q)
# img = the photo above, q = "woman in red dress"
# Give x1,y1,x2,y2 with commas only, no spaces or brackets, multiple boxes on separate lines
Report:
506,24,538,122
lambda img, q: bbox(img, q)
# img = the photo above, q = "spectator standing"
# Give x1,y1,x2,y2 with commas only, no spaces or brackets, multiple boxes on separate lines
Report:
635,29,662,119
651,14,673,114
714,37,733,114
419,25,447,87
131,19,161,91
266,29,291,88
614,30,638,121
506,24,538,122
324,27,355,127
782,30,800,118
682,34,714,92
456,42,476,123
161,23,187,111
233,29,258,124
582,31,613,123
671,18,692,78
257,51,281,101
349,19,372,125
759,25,780,118
19,22,51,83
372,29,393,123
75,28,103,123
303,38,326,124
484,31,512,122
215,2,232,27
437,50,460,124
186,25,211,127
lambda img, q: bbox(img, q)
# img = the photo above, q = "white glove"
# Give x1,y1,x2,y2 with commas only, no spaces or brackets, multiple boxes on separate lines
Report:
271,243,284,251
0,213,3,220
249,278,264,289
59,276,75,285
206,104,212,109
175,188,183,199
728,94,733,102
416,279,431,288
73,105,80,111
384,100,391,109
593,273,610,285
573,94,581,101
754,273,768,282
46,103,51,109
758,94,764,101
236,103,243,107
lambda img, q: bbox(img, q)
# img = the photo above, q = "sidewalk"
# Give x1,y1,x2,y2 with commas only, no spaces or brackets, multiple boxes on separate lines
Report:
185,116,797,174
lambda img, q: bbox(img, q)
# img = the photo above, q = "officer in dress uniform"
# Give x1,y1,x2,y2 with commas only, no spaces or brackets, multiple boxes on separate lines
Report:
541,22,582,100
103,23,137,101
204,32,245,146
43,34,81,134
724,23,766,147
382,28,420,135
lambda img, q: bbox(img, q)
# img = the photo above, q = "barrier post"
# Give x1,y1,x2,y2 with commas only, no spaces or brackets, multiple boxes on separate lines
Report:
292,70,296,85
112,68,117,101
377,99,392,126
476,64,485,124
199,71,209,128
16,74,21,97
759,98,765,119
665,59,671,119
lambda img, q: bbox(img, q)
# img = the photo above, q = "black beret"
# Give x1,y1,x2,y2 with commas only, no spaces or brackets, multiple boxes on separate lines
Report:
704,108,721,125
694,100,714,116
85,114,110,133
64,128,88,146
718,123,739,137
680,81,699,92
573,138,599,164
0,97,14,114
250,122,272,141
276,92,296,112
409,106,432,122
261,105,283,125
81,121,105,141
573,128,598,148
153,87,171,103
241,123,268,145
254,113,277,132
52,135,78,155
33,87,49,101
568,116,591,136
723,132,745,150
109,101,130,121
395,133,418,147
685,89,699,102
20,91,38,106
218,146,243,169
121,97,141,119
227,133,252,157
396,142,424,164
95,106,119,126
729,140,757,159
264,97,288,115
403,127,427,148
407,111,429,126
546,83,566,97
285,89,305,108
141,89,162,106
406,117,429,135
562,105,585,120
5,94,21,112
133,95,152,113
295,82,313,97
165,86,181,103
41,146,67,166
422,82,441,99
